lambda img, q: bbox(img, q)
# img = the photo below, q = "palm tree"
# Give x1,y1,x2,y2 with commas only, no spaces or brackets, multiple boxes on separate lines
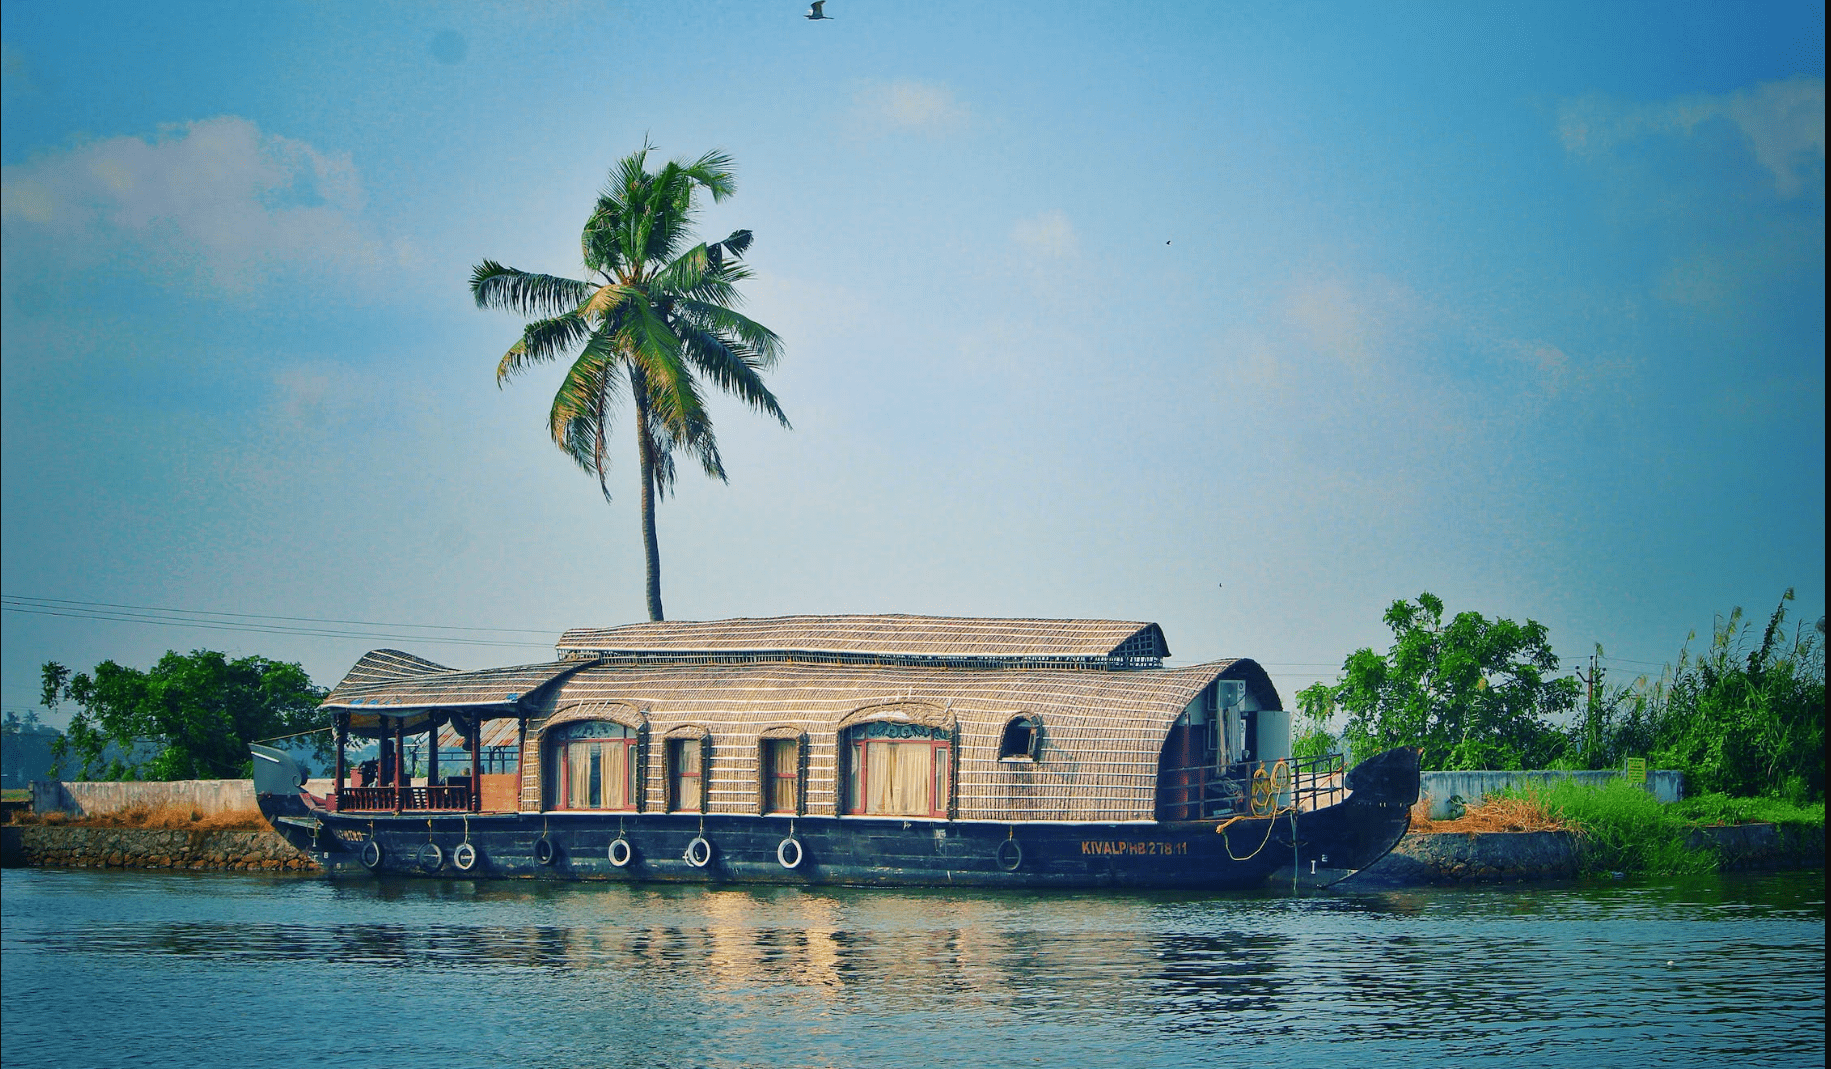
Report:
471,146,788,621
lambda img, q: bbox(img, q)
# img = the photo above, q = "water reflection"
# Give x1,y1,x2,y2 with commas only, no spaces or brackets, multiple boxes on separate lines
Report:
6,869,1822,1068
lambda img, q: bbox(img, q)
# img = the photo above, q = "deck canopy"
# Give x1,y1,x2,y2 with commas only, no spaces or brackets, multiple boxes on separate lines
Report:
555,614,1170,668
322,651,587,735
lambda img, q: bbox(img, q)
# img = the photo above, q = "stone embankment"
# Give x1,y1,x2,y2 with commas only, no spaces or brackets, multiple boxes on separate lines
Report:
1351,822,1826,886
1,825,319,873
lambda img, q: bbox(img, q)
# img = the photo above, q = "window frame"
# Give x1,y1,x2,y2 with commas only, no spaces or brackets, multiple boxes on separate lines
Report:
668,737,706,813
545,722,638,812
762,737,800,815
997,716,1041,762
844,723,951,819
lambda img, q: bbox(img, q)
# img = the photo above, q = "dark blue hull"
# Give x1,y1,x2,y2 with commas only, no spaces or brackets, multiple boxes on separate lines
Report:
259,749,1420,891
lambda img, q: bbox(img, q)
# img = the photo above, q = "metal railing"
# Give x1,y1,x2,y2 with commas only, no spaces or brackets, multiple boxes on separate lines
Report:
1156,753,1348,819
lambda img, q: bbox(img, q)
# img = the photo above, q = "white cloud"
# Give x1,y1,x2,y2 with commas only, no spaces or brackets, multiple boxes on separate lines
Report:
0,116,388,293
1558,76,1825,197
852,80,969,135
1010,210,1079,260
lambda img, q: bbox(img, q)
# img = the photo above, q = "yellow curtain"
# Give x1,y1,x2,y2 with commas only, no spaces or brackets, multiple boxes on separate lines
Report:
770,740,798,813
567,743,592,809
894,742,932,815
860,741,933,815
603,741,629,809
865,741,894,813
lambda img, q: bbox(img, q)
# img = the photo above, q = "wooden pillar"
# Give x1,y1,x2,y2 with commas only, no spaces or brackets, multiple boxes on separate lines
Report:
470,718,482,813
427,720,439,793
332,713,347,809
394,718,406,813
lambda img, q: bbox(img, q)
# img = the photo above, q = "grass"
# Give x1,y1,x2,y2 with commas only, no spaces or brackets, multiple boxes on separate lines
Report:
1412,780,1826,876
1672,793,1825,827
10,803,267,831
1527,779,1718,875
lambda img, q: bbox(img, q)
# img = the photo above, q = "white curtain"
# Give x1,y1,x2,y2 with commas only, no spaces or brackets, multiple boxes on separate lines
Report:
675,740,702,811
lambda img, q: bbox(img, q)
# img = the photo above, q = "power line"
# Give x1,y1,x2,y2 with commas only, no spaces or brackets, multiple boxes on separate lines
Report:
3,595,562,636
1,603,556,650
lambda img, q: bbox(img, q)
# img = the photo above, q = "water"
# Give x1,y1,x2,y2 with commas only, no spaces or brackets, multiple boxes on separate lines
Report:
2,868,1822,1069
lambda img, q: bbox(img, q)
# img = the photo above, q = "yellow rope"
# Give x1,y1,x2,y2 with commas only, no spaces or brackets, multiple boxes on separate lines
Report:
1218,801,1299,862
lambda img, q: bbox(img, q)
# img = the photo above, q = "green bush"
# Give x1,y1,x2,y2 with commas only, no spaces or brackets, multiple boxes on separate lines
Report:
1578,591,1824,801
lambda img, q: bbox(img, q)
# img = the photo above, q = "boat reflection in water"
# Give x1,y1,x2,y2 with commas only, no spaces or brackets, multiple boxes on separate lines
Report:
17,869,1823,1066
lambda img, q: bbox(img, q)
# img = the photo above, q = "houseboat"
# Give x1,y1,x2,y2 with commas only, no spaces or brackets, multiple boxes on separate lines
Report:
253,615,1419,889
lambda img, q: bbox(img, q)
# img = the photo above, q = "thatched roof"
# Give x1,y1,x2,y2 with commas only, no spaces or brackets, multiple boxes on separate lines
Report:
326,649,453,698
324,657,587,726
555,614,1169,665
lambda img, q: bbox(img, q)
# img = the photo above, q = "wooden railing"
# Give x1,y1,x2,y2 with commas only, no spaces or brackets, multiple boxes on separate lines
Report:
333,785,473,812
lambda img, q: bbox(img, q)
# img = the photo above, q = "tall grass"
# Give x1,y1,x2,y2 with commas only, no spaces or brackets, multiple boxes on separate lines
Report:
1523,779,1718,875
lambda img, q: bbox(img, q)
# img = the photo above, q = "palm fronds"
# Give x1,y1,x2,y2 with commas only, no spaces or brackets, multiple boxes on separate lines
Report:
472,145,786,620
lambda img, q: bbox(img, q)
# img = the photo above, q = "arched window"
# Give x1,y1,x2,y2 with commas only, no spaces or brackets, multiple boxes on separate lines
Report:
998,716,1040,761
545,721,637,811
844,721,950,818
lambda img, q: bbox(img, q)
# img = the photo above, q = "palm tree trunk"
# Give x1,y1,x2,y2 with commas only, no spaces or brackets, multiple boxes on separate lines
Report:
633,383,666,622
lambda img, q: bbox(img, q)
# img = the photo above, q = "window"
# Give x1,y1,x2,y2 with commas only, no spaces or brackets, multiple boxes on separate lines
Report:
998,717,1039,761
546,721,636,811
845,721,950,818
670,738,705,812
764,738,799,814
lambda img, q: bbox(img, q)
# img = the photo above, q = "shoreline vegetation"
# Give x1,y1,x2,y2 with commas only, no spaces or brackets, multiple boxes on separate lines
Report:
1412,779,1826,875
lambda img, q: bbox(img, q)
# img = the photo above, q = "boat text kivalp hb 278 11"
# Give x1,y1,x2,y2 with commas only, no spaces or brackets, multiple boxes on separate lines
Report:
254,615,1419,889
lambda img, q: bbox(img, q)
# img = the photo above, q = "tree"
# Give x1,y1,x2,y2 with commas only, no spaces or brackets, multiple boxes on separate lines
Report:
40,650,328,780
1648,591,1824,800
471,145,789,621
1299,593,1577,770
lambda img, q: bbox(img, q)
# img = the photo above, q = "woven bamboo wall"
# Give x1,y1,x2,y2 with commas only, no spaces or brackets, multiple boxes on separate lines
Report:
511,659,1273,823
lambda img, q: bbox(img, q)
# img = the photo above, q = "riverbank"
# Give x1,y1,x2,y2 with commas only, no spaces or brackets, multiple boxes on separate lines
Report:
1350,821,1825,886
0,825,318,872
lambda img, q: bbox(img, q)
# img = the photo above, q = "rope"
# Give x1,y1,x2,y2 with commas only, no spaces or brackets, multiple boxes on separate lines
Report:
1218,808,1288,861
252,727,331,744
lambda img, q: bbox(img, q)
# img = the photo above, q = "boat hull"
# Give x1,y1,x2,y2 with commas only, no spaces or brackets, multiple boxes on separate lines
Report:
258,748,1419,891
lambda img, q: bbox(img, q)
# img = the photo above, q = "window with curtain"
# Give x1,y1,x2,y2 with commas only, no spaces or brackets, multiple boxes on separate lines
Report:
845,721,950,818
670,738,704,812
764,738,799,814
545,721,636,811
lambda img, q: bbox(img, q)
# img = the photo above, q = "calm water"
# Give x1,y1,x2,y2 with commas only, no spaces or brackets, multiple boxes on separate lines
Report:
1,868,1822,1069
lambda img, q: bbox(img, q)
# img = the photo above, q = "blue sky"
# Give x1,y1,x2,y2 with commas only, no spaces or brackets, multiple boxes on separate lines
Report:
2,0,1823,725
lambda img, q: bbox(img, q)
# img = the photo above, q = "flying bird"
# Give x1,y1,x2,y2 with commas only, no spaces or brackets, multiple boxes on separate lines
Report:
806,1,832,18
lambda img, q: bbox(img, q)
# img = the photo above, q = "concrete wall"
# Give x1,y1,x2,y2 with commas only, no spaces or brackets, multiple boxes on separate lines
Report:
1418,769,1683,819
29,778,345,816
